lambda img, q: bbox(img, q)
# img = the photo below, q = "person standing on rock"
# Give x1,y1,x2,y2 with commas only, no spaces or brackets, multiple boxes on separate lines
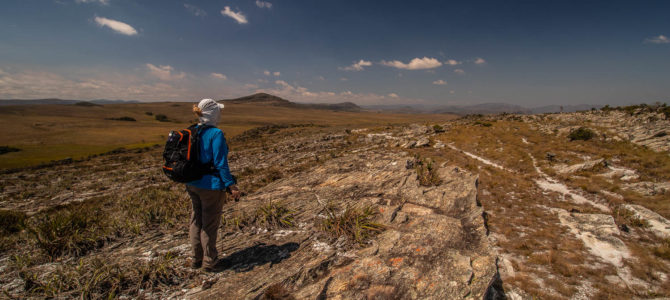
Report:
186,98,241,271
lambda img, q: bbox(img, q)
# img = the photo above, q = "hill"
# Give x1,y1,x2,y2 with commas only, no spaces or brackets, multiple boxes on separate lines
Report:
0,98,140,106
221,93,362,112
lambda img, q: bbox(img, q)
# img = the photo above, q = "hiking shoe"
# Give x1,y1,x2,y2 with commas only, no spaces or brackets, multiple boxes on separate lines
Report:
203,259,220,272
191,260,202,269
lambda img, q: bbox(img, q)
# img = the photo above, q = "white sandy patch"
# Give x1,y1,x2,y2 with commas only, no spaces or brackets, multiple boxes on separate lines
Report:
447,144,510,171
554,209,629,267
600,165,638,181
623,204,670,239
530,154,610,212
521,137,530,144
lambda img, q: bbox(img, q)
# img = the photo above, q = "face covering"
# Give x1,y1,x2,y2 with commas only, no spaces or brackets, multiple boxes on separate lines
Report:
197,98,224,126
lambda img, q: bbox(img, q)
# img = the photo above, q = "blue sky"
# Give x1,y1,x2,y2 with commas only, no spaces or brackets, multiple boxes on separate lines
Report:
0,0,668,106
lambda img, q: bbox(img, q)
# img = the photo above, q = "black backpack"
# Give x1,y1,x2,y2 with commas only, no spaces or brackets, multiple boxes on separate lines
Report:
162,125,216,183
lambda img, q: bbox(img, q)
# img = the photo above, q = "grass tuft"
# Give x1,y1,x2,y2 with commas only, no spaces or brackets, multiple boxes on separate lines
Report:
256,201,295,228
29,208,107,259
321,205,384,245
414,155,442,186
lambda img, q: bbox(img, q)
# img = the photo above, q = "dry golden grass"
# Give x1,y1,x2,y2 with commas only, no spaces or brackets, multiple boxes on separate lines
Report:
0,102,457,169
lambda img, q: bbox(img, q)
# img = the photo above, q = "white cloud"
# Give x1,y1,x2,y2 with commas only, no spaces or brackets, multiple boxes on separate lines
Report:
273,71,280,76
645,35,669,44
221,6,248,24
210,73,227,80
432,79,447,85
340,77,348,81
381,57,442,70
449,90,455,94
76,0,109,5
388,93,398,98
255,0,272,8
263,70,271,76
444,59,461,66
94,16,138,36
245,83,259,89
184,4,207,17
454,69,465,74
146,64,186,81
340,59,372,71
474,57,486,65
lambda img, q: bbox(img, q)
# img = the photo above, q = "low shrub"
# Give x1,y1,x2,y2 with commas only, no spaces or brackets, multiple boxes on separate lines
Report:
154,114,169,122
568,127,595,141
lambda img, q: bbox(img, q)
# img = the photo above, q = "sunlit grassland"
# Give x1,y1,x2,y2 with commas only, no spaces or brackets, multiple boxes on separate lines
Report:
0,102,456,169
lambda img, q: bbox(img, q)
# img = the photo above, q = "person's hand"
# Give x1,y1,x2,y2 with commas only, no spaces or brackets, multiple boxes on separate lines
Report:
228,185,242,201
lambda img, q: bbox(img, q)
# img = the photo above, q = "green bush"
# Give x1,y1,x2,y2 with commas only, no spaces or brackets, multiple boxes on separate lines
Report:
568,127,595,141
121,186,188,228
415,157,442,187
105,117,136,122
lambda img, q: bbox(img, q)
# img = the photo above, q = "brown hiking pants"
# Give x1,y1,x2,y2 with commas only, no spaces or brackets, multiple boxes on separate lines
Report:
185,185,228,268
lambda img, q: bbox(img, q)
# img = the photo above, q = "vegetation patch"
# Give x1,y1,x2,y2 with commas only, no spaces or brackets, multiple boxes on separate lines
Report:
121,185,189,228
154,114,170,122
321,205,384,245
0,209,27,235
74,102,101,107
0,145,21,155
256,201,295,228
414,155,442,186
105,116,136,122
568,127,595,141
29,206,109,259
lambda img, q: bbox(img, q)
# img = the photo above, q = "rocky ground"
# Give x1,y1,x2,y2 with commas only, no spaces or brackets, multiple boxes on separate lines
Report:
1,106,669,299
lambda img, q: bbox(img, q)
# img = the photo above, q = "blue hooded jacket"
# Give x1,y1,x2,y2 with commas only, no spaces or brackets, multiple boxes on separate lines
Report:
186,126,235,190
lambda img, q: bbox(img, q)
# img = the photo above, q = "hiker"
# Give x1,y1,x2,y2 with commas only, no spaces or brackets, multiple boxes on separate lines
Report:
186,98,241,271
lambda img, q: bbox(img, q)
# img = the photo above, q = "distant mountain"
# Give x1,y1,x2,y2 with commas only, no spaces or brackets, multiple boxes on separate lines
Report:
529,104,603,114
221,93,292,105
220,93,362,112
0,98,139,106
365,103,603,115
434,103,531,115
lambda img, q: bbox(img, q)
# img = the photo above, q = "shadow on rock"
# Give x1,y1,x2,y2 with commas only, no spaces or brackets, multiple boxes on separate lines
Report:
214,242,300,273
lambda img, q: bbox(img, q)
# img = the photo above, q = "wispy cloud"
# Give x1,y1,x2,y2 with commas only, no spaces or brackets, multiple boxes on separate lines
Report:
184,4,207,17
381,57,442,70
263,70,280,76
473,57,486,65
221,6,248,24
432,79,447,85
273,71,280,76
76,0,109,5
210,73,227,80
146,64,186,81
454,69,465,74
645,34,669,44
444,59,461,66
94,16,137,36
255,0,272,9
388,93,399,98
340,59,372,71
